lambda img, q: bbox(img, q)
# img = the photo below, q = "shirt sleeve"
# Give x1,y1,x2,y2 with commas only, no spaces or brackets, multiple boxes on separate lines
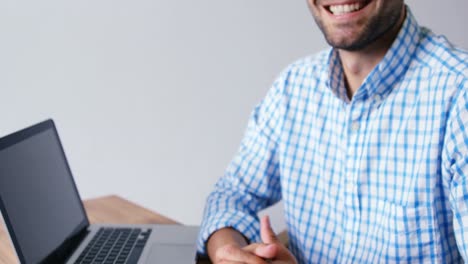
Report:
196,71,289,255
443,79,468,261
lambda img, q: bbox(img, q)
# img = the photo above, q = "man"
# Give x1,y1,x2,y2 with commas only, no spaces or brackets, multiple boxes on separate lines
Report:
198,0,468,263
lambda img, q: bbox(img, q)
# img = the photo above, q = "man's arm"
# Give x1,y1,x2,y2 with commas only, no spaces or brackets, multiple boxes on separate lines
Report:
443,81,468,261
196,70,290,258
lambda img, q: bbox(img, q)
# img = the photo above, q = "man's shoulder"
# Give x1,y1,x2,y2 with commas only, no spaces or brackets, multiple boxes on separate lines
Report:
280,49,331,78
414,27,468,78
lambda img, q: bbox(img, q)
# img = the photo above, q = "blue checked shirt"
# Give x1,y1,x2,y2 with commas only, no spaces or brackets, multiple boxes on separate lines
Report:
198,8,468,263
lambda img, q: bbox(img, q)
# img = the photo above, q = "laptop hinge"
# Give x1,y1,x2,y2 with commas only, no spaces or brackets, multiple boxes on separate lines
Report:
40,227,90,264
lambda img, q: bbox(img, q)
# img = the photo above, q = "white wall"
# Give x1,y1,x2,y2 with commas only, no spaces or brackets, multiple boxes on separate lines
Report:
1,0,466,226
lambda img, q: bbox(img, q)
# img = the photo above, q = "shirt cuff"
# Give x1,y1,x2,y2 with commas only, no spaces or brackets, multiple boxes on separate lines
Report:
196,210,261,255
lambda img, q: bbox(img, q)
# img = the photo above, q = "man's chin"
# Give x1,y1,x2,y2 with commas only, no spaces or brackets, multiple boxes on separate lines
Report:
326,38,368,51
331,43,369,51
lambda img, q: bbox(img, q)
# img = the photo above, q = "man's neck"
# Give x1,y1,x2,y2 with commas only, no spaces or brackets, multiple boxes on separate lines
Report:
339,8,406,99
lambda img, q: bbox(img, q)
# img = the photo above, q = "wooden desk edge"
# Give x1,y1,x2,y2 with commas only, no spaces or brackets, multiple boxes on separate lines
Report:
83,195,180,225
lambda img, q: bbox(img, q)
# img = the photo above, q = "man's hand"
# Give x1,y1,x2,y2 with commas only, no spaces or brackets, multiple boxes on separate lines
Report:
208,216,297,264
207,227,271,264
243,216,298,264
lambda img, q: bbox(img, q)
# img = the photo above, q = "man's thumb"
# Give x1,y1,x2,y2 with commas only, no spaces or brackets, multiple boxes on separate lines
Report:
260,215,278,244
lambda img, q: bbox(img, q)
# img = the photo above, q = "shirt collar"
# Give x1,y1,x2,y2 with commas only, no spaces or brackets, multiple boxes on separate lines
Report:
327,6,421,103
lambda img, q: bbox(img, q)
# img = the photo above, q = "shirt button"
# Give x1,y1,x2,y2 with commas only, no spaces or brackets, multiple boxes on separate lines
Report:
351,122,360,131
351,111,360,119
373,94,382,102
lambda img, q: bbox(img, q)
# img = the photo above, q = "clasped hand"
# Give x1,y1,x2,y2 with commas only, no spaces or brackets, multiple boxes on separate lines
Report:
213,216,297,264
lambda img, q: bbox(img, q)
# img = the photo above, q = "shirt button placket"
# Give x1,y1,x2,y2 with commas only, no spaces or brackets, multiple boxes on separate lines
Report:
343,103,362,260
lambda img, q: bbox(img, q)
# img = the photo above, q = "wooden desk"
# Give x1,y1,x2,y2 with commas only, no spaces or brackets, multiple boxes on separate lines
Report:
0,195,210,264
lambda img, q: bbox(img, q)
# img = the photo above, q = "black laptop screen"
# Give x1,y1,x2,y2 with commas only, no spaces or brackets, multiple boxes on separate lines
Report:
0,123,87,263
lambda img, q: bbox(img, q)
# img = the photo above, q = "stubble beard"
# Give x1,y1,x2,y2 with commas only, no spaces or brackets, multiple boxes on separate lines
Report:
313,3,404,51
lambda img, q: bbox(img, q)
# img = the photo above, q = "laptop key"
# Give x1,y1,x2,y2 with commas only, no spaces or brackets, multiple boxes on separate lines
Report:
125,245,144,264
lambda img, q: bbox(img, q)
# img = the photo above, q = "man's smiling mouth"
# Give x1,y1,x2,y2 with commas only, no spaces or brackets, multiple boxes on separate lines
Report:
325,1,371,15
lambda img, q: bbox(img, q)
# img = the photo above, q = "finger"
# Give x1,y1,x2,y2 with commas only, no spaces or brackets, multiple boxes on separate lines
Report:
243,243,278,259
260,215,278,244
216,244,269,264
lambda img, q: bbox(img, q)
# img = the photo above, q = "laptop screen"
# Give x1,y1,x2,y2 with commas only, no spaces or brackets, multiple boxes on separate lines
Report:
0,120,88,263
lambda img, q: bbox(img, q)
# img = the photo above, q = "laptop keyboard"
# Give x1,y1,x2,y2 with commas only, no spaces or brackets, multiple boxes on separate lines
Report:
74,227,152,264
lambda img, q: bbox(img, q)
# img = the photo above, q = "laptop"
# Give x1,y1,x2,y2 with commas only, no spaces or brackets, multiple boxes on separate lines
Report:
0,119,200,264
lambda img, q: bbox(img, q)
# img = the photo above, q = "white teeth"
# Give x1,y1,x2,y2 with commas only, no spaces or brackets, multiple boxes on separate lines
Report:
329,3,362,15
